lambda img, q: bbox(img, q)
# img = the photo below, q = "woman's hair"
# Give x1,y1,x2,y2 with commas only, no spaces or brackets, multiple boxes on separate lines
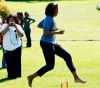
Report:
24,12,29,17
45,3,58,17
17,12,23,18
6,14,18,24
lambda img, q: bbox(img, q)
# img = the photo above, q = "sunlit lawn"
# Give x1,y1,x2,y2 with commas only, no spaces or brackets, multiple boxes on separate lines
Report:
0,0,100,88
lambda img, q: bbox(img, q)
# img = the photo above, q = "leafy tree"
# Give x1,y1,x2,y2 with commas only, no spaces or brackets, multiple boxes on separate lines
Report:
5,0,59,1
0,0,10,21
0,0,5,1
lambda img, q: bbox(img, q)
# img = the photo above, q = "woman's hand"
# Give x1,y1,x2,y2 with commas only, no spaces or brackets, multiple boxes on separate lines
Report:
14,24,24,37
58,30,65,34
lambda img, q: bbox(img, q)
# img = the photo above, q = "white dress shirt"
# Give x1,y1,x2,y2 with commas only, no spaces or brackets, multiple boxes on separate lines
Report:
0,23,24,51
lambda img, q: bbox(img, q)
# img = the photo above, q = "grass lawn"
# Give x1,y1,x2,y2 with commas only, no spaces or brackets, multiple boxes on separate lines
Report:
0,0,100,88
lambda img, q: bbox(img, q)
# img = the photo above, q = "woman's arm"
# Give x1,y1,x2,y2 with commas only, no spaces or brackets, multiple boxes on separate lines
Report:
43,30,64,35
14,24,24,37
0,24,10,36
30,18,36,24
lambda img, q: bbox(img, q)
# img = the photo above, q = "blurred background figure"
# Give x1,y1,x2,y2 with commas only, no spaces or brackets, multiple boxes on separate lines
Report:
0,16,7,69
23,12,35,47
4,14,9,23
17,12,24,29
0,16,2,29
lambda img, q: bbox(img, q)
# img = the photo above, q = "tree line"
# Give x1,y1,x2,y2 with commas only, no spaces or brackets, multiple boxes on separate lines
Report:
5,0,61,1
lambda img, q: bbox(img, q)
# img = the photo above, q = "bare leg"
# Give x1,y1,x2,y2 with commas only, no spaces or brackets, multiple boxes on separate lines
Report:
72,71,87,83
27,73,38,87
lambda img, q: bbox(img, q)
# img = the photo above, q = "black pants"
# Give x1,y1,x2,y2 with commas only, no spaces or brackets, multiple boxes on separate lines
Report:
4,46,22,79
37,41,76,76
25,30,31,47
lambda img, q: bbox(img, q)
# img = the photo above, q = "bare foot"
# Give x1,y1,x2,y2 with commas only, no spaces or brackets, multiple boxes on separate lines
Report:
27,76,33,87
74,78,87,83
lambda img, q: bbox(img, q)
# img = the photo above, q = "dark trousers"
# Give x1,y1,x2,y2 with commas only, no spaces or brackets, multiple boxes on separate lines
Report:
25,30,31,47
4,46,22,79
37,41,76,76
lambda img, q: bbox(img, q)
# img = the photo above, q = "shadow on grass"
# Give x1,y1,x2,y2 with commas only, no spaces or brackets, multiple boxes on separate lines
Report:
6,0,61,3
0,77,14,82
6,0,61,1
0,67,7,70
0,67,3,70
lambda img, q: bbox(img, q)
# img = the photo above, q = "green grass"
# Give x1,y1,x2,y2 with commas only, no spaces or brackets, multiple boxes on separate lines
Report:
0,0,100,88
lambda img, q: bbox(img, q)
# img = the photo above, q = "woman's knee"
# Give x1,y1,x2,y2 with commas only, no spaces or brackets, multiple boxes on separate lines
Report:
46,64,54,71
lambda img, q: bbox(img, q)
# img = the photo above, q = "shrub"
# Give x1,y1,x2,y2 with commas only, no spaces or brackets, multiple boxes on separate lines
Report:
0,1,10,21
6,0,60,1
96,4,100,11
0,0,5,2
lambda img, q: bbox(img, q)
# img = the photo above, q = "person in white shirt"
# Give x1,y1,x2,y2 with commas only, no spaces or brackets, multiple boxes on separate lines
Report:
0,14,24,79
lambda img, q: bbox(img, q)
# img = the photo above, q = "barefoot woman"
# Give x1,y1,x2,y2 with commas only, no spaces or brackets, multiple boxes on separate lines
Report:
27,2,86,87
